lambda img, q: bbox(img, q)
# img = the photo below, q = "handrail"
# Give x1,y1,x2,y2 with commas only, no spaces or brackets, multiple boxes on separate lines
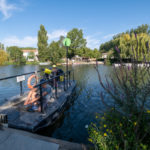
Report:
0,69,75,113
33,70,73,113
34,70,71,88
0,70,41,81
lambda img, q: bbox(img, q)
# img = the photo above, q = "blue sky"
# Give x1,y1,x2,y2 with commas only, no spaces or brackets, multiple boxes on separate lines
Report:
0,0,150,49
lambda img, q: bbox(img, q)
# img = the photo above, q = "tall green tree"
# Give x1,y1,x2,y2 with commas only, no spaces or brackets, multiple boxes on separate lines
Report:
67,28,87,58
37,24,48,62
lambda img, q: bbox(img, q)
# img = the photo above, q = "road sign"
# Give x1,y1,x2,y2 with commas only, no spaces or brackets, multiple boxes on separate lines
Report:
63,38,71,47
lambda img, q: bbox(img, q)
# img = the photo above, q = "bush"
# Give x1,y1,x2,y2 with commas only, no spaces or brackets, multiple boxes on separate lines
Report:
104,59,111,65
89,34,150,150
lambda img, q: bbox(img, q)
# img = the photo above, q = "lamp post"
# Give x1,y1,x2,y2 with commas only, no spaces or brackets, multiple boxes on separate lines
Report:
63,38,71,89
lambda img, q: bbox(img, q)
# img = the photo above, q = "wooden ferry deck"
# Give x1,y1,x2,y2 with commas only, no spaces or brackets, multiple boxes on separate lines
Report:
0,81,76,132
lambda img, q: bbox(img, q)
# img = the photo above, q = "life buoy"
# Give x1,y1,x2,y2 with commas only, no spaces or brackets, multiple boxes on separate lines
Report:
24,88,39,106
27,74,38,89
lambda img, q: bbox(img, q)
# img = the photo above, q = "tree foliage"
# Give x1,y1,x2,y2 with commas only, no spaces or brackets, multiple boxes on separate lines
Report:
67,28,87,58
48,41,63,65
7,46,26,64
89,38,150,149
28,52,35,59
100,24,150,61
38,24,48,61
20,47,36,50
0,50,7,65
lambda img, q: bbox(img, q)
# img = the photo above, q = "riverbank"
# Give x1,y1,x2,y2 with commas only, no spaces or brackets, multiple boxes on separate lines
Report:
0,61,104,66
61,61,104,65
2,61,39,66
0,127,89,150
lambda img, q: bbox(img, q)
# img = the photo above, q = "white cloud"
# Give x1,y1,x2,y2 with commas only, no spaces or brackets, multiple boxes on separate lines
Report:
1,29,68,47
103,33,116,39
86,36,100,49
48,30,67,40
2,36,37,47
0,0,17,20
1,30,116,49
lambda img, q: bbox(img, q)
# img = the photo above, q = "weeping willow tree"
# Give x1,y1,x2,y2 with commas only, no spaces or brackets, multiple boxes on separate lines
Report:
100,24,150,61
119,33,150,61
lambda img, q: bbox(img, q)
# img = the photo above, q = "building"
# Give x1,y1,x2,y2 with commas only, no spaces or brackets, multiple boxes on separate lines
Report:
22,49,38,61
101,53,108,59
71,55,82,61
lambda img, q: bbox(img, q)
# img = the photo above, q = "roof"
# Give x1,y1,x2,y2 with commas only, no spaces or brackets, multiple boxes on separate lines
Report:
102,53,108,55
22,49,38,53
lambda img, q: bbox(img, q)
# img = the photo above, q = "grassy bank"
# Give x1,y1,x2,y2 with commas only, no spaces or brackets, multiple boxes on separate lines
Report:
1,61,39,66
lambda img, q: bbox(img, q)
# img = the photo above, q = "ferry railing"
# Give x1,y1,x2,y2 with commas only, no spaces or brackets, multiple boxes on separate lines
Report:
34,70,74,113
0,69,74,113
0,70,42,96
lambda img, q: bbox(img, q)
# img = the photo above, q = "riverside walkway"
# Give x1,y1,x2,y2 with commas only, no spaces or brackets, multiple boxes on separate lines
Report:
0,127,87,150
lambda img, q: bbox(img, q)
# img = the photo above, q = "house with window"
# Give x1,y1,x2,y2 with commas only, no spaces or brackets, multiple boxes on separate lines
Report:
101,53,108,59
71,55,82,61
22,49,38,61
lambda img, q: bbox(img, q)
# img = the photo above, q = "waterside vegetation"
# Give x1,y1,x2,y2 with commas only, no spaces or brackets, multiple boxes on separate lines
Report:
88,34,150,149
0,24,150,66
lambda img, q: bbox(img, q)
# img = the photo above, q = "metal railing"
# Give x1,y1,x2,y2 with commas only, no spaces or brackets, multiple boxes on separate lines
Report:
0,70,42,96
34,70,74,113
0,69,75,113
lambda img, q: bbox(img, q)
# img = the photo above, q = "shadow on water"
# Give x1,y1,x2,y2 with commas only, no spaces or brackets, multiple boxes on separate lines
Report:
0,64,113,144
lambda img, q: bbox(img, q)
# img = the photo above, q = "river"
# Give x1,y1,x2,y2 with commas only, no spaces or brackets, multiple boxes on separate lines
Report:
0,64,113,144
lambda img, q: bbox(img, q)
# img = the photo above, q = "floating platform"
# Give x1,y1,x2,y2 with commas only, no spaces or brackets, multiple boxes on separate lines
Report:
0,81,76,132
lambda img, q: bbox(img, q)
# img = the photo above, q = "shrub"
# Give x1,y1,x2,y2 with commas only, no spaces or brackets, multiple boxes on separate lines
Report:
89,33,150,150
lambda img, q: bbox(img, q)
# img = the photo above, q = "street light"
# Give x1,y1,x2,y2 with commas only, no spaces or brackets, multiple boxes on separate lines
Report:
63,38,71,89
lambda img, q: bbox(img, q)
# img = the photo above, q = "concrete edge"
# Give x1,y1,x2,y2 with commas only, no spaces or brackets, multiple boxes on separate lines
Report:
1,127,90,150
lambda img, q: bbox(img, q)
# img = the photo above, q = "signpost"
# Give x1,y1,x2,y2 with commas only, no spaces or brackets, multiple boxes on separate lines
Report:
16,75,25,96
63,38,71,89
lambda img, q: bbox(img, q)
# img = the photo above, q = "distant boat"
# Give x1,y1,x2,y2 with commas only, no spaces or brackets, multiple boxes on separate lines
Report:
39,62,50,65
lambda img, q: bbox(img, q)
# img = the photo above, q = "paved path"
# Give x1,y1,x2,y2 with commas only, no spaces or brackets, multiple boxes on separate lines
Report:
0,127,87,150
0,128,59,150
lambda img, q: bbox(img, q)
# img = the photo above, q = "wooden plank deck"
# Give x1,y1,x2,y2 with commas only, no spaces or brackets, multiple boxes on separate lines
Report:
0,81,76,132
